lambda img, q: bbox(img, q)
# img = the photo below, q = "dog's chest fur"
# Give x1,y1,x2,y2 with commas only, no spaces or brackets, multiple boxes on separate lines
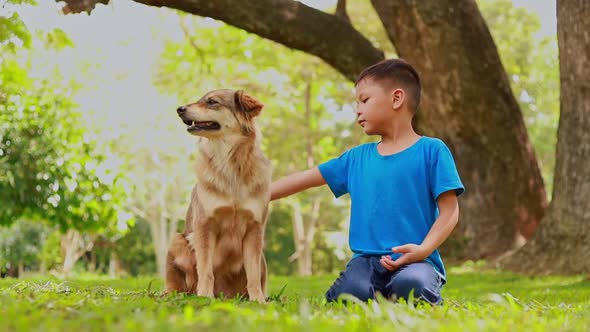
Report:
190,137,271,272
198,188,267,224
195,138,270,221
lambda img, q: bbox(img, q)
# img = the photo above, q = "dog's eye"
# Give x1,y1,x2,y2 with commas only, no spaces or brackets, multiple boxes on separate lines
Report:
206,99,218,106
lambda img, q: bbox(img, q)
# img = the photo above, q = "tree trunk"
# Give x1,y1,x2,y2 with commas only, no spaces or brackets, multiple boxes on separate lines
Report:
108,251,122,277
61,229,90,276
287,81,321,276
503,0,590,274
6,264,18,278
288,197,320,276
127,167,182,279
18,262,24,278
370,0,548,259
148,217,169,278
289,199,311,276
88,251,97,273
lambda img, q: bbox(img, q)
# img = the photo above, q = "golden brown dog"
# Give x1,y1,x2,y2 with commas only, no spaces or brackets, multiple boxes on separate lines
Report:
165,89,271,303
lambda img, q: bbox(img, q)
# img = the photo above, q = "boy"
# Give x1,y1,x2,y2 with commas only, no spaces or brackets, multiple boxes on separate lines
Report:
270,58,464,304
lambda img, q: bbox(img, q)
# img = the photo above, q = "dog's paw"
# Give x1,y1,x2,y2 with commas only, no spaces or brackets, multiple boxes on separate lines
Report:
196,287,214,298
248,290,266,304
251,296,266,304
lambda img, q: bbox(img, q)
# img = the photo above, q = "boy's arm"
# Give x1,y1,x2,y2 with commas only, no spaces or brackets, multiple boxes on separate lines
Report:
380,190,459,271
270,166,326,201
418,190,460,253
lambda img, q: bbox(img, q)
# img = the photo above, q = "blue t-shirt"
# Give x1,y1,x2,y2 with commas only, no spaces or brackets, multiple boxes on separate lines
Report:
318,136,464,279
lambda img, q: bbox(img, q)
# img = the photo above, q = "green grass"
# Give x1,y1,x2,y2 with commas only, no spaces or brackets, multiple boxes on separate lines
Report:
1,264,589,331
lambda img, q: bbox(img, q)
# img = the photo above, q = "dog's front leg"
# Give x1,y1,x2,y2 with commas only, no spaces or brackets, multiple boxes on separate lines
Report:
243,225,265,303
194,223,216,298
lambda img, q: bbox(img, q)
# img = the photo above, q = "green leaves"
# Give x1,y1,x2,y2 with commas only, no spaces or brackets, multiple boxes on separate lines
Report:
42,28,74,51
0,12,31,51
0,21,128,233
0,219,49,269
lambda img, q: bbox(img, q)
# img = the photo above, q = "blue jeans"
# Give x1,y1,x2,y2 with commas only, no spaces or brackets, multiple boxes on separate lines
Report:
325,256,443,304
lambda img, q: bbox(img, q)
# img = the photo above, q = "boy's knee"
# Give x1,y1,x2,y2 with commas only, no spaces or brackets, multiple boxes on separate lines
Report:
387,265,442,304
390,275,427,298
326,279,375,302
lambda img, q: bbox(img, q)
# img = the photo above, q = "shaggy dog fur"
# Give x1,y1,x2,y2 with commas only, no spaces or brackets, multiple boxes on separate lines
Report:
165,89,271,303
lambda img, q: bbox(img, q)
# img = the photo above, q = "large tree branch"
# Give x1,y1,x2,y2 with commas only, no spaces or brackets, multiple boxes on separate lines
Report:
60,0,108,14
335,0,350,23
58,0,384,80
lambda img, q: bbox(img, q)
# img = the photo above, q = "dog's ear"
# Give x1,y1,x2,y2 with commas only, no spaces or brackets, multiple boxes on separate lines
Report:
235,90,264,116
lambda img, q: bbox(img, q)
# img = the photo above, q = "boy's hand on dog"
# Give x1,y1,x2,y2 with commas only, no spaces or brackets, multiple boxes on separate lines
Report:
379,244,429,271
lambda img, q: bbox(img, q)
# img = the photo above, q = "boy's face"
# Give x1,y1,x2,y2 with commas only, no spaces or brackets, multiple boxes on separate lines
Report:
354,78,397,136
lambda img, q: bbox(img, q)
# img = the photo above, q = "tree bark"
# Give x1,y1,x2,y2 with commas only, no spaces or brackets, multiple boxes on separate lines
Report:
370,0,548,259
335,0,351,23
503,0,590,274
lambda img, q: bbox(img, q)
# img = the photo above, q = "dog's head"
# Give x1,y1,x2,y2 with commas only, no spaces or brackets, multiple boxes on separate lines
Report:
176,89,264,138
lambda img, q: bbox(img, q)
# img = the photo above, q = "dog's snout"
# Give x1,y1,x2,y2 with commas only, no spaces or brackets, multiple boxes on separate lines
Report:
177,106,187,114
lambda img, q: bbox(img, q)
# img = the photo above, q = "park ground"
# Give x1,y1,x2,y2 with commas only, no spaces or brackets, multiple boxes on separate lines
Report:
1,263,589,332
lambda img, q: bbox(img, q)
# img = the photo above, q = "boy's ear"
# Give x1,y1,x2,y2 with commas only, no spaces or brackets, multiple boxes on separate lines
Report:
235,90,264,116
391,88,405,110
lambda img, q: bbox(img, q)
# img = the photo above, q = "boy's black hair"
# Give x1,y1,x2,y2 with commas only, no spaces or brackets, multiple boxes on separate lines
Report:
355,58,421,113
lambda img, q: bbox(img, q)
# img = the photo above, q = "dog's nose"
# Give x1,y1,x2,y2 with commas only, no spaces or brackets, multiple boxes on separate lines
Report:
177,106,187,114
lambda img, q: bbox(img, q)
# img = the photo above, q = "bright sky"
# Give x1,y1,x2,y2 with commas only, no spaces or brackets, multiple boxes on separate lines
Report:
15,0,188,151
512,0,556,37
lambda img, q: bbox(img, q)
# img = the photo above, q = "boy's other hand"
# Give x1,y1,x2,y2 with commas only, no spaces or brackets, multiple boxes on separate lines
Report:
379,244,429,271
270,166,326,201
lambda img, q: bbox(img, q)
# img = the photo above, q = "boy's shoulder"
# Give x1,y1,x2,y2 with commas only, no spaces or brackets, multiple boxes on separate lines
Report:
342,142,376,155
420,136,448,149
354,142,377,150
417,137,454,161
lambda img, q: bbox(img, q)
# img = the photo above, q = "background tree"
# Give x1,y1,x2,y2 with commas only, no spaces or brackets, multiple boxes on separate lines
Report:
124,147,191,278
0,220,49,277
113,220,157,276
0,7,131,275
503,0,590,274
478,0,559,195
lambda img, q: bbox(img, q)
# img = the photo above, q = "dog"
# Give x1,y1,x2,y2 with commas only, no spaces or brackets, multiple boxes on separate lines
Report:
165,89,272,303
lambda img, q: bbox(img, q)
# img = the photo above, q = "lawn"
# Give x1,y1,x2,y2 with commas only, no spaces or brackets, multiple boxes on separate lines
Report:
1,264,589,332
